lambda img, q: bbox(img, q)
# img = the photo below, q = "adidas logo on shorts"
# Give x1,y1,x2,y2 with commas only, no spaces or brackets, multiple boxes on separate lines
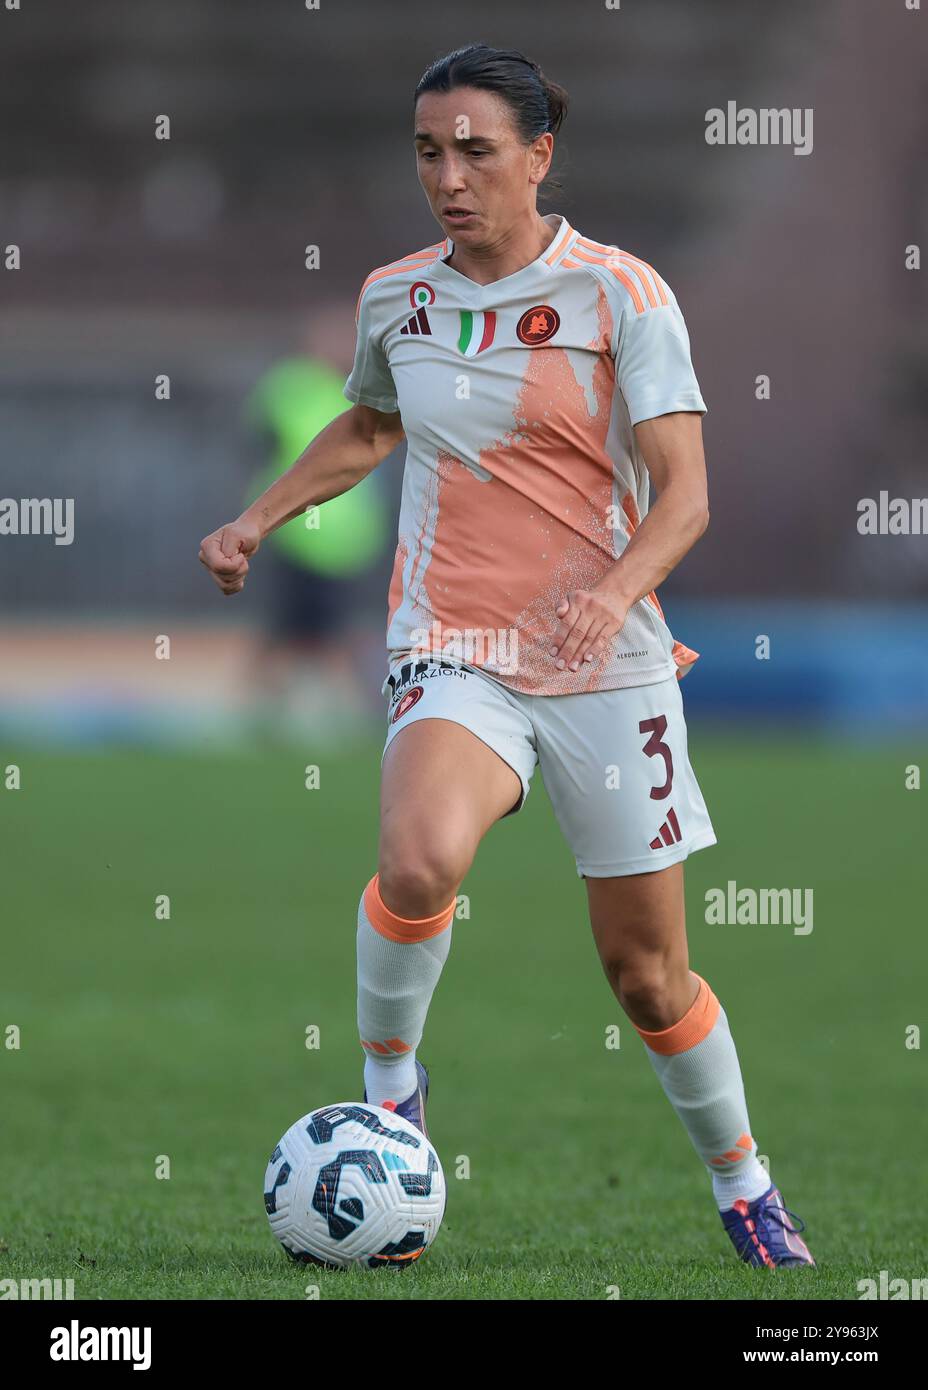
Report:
650,806,682,850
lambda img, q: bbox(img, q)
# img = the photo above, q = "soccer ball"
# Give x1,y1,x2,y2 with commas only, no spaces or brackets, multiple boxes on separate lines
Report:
264,1102,446,1269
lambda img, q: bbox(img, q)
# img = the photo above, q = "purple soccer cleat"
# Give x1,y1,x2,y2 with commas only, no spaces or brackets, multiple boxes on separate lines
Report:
364,1059,431,1141
721,1183,815,1268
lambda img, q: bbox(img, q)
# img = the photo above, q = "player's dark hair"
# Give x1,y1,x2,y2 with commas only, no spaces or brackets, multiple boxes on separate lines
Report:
414,43,569,144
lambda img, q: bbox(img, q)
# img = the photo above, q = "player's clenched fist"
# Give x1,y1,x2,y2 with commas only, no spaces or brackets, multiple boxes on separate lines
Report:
198,519,261,596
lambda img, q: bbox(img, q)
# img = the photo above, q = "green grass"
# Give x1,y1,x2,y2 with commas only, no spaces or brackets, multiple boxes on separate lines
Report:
0,734,925,1299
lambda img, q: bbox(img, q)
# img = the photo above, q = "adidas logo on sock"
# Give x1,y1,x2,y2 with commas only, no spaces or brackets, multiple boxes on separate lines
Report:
649,806,682,850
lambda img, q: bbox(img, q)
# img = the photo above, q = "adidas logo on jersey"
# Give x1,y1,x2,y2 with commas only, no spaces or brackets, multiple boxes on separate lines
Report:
650,806,682,850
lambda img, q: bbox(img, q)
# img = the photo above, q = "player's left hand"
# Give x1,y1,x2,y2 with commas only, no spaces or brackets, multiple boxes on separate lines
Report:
550,588,629,671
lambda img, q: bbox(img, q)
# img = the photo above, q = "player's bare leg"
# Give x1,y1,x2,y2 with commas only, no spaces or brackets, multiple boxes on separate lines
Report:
377,717,522,917
586,863,697,1030
357,718,521,1112
584,864,814,1263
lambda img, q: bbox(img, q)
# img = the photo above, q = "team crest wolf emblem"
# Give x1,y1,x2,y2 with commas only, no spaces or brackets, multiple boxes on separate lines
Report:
391,685,424,723
516,304,560,344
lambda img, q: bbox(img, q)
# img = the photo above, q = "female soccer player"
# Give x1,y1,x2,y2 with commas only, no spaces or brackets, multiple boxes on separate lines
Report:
199,44,813,1269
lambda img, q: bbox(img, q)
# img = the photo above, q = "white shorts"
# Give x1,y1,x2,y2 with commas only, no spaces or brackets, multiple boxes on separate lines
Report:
381,656,717,878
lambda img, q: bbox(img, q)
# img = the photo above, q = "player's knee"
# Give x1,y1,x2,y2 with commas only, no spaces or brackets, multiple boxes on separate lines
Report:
377,847,466,921
611,958,682,1030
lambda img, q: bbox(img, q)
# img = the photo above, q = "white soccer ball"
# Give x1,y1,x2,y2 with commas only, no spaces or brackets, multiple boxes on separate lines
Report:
264,1102,446,1269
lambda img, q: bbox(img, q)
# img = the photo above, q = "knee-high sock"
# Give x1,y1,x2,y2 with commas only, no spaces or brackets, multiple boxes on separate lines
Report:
633,974,771,1209
356,872,455,1106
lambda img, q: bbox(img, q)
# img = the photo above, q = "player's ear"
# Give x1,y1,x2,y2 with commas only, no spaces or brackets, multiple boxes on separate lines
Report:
529,133,554,184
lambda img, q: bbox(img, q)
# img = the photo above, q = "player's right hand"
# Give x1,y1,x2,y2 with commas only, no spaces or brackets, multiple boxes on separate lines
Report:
198,518,261,596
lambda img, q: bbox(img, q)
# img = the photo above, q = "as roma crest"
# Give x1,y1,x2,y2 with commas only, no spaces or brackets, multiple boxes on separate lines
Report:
391,685,424,723
516,304,560,345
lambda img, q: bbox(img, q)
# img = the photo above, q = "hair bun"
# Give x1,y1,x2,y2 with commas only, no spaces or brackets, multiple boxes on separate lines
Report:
541,76,569,136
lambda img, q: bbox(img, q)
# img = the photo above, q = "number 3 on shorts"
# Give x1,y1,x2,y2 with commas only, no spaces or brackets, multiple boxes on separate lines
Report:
639,715,674,801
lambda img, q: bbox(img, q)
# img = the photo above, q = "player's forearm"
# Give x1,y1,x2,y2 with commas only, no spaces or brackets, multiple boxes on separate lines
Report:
239,410,386,539
597,481,709,608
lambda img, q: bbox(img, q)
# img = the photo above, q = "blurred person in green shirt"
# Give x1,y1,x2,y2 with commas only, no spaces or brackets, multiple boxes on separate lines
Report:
244,305,391,741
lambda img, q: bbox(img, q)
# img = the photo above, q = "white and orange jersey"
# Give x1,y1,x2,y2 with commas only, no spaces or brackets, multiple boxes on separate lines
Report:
344,213,707,696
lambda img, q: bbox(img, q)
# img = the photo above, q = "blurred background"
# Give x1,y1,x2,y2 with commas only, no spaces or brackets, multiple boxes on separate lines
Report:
1,0,925,745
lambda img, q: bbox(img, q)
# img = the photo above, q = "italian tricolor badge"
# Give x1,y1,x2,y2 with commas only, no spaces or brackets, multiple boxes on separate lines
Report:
457,309,496,356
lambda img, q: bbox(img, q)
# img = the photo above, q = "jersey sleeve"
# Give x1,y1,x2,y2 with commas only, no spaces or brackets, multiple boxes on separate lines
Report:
611,273,707,426
343,279,399,413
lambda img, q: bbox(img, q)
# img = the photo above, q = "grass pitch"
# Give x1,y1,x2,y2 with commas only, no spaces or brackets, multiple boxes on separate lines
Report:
1,734,925,1299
